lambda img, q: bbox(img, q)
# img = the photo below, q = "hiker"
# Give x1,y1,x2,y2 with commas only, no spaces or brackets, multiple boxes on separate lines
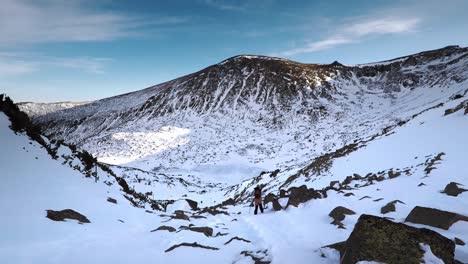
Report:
253,185,264,215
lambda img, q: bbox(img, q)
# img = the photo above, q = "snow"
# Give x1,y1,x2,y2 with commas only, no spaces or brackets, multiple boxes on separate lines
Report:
2,46,468,263
420,244,444,264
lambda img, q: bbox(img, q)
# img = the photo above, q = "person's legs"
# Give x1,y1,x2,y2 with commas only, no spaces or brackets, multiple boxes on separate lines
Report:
260,203,264,213
254,204,258,215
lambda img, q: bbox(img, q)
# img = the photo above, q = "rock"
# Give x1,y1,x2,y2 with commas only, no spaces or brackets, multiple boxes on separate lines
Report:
418,182,426,187
358,196,371,200
107,197,117,204
179,226,213,237
329,206,356,229
46,209,90,223
388,170,401,179
185,199,198,210
344,192,354,197
221,198,236,206
151,226,176,232
454,237,465,246
373,198,384,202
164,242,219,253
286,185,321,207
173,210,190,221
405,206,468,230
224,236,251,245
263,193,277,205
442,182,467,197
380,200,405,214
198,207,229,216
272,199,282,211
279,189,287,198
330,214,456,264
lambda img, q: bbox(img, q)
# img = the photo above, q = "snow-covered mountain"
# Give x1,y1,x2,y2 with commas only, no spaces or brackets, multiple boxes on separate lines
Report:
25,46,467,176
4,45,468,263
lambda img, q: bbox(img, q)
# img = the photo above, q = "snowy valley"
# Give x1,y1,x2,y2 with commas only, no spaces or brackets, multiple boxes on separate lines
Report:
1,45,468,263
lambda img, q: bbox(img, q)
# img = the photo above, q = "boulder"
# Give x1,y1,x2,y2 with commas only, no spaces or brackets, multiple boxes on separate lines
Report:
405,206,468,230
46,209,90,223
442,182,467,197
173,210,190,221
329,214,455,264
380,200,405,214
287,185,322,207
272,199,282,211
329,206,356,229
185,199,198,210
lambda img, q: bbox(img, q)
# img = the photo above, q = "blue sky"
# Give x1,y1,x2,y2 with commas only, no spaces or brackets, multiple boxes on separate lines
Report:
1,0,468,102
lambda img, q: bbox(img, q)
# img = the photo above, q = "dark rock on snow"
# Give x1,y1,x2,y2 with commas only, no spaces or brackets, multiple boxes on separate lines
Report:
287,185,321,207
185,199,198,210
405,206,468,230
179,226,213,237
164,242,219,253
442,182,467,197
46,209,90,223
327,214,455,264
380,200,405,214
454,237,465,246
151,225,176,232
224,236,251,245
329,206,356,229
106,197,117,204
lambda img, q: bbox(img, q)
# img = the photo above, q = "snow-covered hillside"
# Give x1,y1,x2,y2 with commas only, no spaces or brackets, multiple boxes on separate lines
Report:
3,45,468,263
2,82,468,263
18,101,89,118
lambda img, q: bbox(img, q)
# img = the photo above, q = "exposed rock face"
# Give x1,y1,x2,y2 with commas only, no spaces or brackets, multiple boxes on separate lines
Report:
224,236,251,245
405,206,468,230
328,206,356,229
46,209,90,223
442,182,467,197
329,214,456,264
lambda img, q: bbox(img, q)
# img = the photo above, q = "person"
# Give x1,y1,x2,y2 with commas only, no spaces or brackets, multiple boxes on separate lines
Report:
253,185,264,215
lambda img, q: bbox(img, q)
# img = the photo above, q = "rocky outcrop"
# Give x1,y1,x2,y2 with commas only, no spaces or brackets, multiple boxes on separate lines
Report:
405,206,468,230
46,209,90,223
327,214,456,264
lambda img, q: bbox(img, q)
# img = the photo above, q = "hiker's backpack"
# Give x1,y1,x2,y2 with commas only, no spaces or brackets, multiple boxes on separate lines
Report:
254,188,261,198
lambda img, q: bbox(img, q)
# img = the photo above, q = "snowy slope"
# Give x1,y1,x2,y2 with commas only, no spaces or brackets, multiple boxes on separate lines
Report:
18,101,89,118
2,91,467,263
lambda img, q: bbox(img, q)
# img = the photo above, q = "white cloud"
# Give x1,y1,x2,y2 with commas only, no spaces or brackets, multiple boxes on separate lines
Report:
204,0,248,11
272,16,421,57
0,0,187,45
0,53,111,77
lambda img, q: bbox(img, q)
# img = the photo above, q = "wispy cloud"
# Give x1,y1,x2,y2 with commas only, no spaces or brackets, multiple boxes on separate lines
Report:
204,0,248,11
272,16,421,57
0,0,187,45
0,53,111,77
